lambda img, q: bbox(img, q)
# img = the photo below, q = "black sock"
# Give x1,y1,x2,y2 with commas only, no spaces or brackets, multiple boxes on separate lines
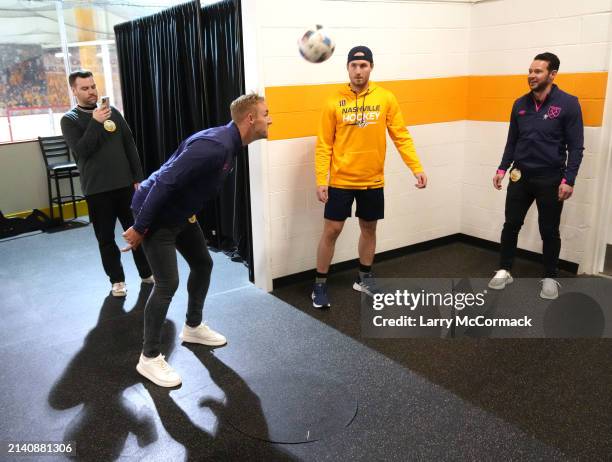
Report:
315,271,328,284
359,263,372,274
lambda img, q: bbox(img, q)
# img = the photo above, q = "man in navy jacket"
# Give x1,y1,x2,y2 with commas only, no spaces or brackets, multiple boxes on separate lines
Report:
489,52,584,299
122,93,271,387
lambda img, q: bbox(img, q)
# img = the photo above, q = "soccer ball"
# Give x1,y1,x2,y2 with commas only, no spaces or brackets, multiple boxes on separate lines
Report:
298,25,335,63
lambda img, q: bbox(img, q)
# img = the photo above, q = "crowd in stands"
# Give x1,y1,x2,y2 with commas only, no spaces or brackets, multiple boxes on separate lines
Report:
1,45,71,116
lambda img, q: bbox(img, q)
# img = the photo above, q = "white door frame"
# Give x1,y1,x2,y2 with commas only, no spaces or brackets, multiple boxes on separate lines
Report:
582,24,612,275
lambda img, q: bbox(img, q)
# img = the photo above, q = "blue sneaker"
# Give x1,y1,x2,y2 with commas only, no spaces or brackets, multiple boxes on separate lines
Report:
311,282,331,309
353,273,381,297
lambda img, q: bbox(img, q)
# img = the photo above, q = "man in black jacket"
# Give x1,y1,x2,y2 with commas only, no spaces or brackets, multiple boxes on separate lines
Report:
489,52,584,299
61,70,152,297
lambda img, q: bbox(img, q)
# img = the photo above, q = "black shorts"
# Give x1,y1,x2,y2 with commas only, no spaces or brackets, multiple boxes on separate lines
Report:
324,187,384,222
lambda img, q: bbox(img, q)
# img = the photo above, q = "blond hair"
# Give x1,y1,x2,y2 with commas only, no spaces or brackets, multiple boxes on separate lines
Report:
230,92,264,123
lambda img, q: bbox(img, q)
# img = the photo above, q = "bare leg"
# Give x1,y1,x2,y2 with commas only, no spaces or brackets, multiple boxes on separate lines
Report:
358,219,377,266
316,219,345,273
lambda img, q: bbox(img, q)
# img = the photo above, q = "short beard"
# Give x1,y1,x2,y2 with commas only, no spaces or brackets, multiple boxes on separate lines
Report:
531,78,551,93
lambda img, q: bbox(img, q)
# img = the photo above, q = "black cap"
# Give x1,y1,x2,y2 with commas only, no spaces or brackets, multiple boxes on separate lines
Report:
347,46,373,64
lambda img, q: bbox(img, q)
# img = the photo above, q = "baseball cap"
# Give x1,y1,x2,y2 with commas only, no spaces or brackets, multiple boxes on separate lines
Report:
347,45,373,64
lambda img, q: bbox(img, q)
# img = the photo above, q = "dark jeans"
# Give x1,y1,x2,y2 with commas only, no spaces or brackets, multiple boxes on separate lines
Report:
499,173,564,277
141,221,213,358
86,186,151,283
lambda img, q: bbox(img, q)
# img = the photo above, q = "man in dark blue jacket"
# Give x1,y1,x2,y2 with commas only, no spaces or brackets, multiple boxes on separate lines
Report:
489,52,584,299
122,93,271,387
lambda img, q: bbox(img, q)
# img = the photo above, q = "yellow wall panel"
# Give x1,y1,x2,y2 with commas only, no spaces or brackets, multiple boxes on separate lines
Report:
572,73,608,100
468,98,514,122
581,99,605,126
267,111,321,141
383,77,469,103
266,72,607,140
265,84,342,113
469,75,525,99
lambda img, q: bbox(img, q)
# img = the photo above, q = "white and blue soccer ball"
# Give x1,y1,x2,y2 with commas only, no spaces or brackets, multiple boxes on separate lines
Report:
298,25,335,63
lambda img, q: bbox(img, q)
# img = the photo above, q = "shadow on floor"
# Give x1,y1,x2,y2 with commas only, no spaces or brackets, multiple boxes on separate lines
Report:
145,345,294,461
48,284,295,461
48,284,164,461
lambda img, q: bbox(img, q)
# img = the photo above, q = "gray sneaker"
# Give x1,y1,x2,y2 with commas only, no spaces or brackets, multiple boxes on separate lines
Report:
540,278,560,299
488,270,513,290
353,273,381,297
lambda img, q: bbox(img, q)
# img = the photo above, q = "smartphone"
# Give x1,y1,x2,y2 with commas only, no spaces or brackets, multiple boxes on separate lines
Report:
100,96,110,110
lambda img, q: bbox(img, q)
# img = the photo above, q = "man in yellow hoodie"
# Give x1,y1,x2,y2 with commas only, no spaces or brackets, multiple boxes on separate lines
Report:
312,45,427,309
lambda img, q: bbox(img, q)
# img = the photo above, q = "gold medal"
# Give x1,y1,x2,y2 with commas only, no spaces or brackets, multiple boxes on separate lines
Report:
188,214,197,224
510,168,522,182
103,119,116,132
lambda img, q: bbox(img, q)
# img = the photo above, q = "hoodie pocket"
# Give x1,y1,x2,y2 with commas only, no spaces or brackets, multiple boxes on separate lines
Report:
334,150,384,183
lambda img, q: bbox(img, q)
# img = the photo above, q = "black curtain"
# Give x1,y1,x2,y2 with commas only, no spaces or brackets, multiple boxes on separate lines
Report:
114,0,253,281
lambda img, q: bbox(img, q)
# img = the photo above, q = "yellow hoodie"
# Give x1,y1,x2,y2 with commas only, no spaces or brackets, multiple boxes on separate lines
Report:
315,82,423,189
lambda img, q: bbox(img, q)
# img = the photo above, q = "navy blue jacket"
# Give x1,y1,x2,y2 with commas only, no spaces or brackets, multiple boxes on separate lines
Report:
131,122,242,233
499,84,584,185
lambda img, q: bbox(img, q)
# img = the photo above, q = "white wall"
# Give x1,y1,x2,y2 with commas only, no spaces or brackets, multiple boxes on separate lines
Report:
242,0,273,290
267,123,465,278
0,141,84,215
608,208,612,245
470,0,612,75
244,0,472,285
462,122,600,264
0,141,48,214
465,0,612,268
245,0,612,286
258,1,470,86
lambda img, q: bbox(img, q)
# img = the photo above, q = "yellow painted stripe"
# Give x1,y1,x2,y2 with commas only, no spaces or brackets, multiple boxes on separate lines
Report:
266,77,468,140
468,73,607,126
266,73,607,140
6,200,88,220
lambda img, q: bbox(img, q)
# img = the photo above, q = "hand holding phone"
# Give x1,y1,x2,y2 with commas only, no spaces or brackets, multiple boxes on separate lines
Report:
93,96,111,123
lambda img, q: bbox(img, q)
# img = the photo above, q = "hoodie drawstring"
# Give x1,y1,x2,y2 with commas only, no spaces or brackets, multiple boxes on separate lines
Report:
353,88,367,127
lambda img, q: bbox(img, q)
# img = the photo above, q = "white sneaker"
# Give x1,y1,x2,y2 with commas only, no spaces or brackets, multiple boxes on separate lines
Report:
136,353,182,387
180,322,227,346
111,282,127,297
540,278,560,300
488,270,513,290
141,275,155,284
